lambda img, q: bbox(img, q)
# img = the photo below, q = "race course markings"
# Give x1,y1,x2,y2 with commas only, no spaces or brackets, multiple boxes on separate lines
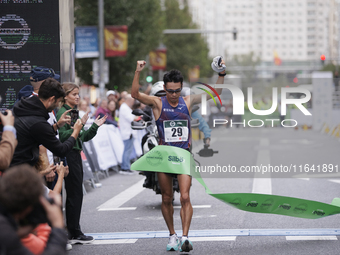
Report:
190,236,236,242
97,179,145,211
173,205,211,209
286,236,337,241
84,239,138,245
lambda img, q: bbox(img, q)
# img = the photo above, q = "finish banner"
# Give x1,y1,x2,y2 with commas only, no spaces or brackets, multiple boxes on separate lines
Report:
131,145,340,219
104,25,128,57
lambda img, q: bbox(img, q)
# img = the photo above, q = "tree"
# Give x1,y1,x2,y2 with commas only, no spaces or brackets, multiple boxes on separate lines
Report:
162,0,213,82
74,0,163,91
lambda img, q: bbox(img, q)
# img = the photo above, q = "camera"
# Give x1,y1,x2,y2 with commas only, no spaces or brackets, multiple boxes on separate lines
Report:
20,197,54,226
70,109,79,127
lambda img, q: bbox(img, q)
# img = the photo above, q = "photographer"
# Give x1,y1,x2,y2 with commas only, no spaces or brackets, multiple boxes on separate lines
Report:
0,165,67,254
0,110,17,171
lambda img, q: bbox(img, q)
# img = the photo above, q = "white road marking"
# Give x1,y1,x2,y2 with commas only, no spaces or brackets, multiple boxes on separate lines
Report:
190,236,236,242
173,205,211,209
88,229,340,240
286,236,337,241
329,179,340,184
134,215,217,221
84,239,138,245
252,138,272,195
97,179,145,211
98,207,137,211
296,178,310,181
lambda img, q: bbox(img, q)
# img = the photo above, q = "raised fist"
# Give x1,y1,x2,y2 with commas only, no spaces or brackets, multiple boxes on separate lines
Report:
136,60,146,72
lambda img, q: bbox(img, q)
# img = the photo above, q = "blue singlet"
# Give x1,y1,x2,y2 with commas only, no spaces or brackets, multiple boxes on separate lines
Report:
155,96,191,149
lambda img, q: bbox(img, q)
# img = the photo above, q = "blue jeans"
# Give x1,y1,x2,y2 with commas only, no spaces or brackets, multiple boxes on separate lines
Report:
122,137,135,170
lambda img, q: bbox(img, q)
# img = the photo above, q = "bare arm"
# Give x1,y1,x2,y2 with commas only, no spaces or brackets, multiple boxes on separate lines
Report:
131,60,162,118
51,162,66,194
0,111,17,170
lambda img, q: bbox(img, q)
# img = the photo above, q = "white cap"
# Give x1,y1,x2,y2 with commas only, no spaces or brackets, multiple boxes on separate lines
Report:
150,81,166,97
106,90,116,97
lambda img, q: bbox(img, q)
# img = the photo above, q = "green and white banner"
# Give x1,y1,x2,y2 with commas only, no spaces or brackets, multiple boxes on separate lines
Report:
131,145,340,219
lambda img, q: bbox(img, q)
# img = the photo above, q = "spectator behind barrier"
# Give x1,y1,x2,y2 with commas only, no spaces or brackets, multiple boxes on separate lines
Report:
79,99,92,121
83,95,96,116
106,90,117,102
95,98,117,126
118,94,138,175
0,164,67,254
108,100,118,122
0,110,17,172
15,66,60,104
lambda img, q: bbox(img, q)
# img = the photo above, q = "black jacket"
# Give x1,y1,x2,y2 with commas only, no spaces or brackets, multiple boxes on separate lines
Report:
10,96,76,167
0,203,67,255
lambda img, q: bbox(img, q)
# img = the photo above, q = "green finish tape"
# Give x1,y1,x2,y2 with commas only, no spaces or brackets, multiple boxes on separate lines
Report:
131,145,340,219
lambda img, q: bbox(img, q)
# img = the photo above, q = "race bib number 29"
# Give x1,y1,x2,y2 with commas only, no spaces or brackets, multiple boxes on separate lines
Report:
164,120,188,142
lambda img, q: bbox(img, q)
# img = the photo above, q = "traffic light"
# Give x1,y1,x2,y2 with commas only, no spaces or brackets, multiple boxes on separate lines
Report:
320,55,326,65
146,75,153,83
232,27,238,40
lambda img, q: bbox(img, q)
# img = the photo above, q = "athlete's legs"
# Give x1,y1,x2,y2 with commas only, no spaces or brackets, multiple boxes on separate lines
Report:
158,172,175,234
177,174,193,236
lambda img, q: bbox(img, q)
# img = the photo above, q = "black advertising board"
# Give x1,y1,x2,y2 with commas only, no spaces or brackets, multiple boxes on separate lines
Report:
0,0,60,110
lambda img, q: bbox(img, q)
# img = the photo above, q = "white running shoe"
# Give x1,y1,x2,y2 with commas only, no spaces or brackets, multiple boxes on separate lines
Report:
166,234,180,251
66,242,72,251
180,236,193,252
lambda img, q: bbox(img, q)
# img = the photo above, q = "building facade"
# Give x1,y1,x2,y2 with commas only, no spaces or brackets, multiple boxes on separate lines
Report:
187,0,339,64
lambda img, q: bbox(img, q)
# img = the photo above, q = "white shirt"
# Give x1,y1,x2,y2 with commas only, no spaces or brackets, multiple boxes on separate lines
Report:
47,112,58,164
118,103,136,140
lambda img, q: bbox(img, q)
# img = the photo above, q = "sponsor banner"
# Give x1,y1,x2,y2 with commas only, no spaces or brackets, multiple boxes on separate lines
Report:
75,26,99,58
104,25,128,57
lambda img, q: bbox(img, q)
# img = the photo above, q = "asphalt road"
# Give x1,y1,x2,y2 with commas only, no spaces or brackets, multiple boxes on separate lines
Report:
68,127,340,255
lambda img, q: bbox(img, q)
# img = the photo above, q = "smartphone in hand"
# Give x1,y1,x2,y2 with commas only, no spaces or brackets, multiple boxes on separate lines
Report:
70,109,79,127
53,155,60,165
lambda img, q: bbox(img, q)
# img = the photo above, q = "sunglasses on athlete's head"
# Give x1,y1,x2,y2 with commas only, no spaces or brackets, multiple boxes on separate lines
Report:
165,87,182,94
